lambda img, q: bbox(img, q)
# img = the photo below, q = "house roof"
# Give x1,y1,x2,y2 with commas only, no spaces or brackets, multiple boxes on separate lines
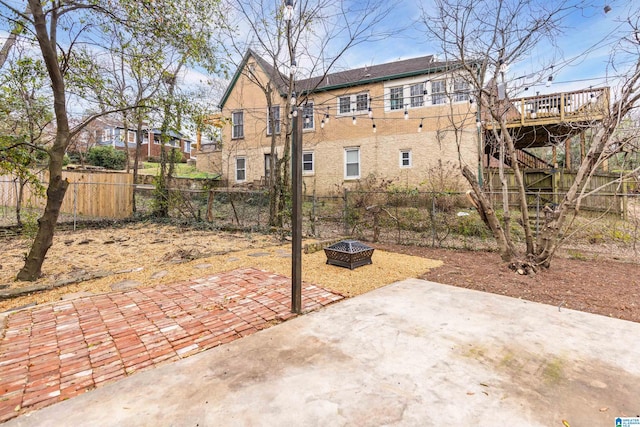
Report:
218,49,289,110
219,50,461,109
296,55,457,93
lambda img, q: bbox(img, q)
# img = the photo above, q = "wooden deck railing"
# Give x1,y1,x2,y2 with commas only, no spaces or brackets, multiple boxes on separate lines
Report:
494,87,610,128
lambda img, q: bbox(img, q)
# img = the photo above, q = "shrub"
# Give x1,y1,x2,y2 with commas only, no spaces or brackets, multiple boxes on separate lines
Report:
87,146,127,170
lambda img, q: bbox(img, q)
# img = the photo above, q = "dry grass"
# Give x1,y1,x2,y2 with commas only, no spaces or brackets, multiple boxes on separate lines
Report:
0,224,442,312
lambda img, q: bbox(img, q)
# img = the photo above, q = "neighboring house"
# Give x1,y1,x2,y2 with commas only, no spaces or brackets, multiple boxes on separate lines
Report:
205,49,609,196
71,115,192,162
208,50,478,194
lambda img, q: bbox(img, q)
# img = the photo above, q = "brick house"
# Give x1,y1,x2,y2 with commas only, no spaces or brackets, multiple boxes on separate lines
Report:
202,50,479,194
72,115,192,162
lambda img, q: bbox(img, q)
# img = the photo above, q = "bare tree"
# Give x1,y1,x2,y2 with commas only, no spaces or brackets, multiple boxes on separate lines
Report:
421,0,640,272
223,0,401,228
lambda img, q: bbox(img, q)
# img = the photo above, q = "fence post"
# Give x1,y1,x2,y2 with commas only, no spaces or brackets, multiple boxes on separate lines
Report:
343,188,349,236
73,182,78,231
431,194,436,247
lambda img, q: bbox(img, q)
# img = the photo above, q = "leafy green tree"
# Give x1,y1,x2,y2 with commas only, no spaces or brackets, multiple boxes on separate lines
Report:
0,0,226,280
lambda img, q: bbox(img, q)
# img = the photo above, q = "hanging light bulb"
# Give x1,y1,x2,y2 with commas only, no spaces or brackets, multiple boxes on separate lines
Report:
290,91,296,105
476,118,482,129
404,108,409,120
320,119,325,128
292,108,298,117
325,109,330,124
368,107,373,118
304,115,310,124
546,66,554,87
352,115,357,125
283,0,294,21
290,59,297,76
418,120,423,133
372,122,376,133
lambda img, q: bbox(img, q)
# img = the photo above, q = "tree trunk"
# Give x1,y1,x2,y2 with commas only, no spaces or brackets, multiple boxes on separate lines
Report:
17,0,71,281
462,165,515,261
17,154,68,280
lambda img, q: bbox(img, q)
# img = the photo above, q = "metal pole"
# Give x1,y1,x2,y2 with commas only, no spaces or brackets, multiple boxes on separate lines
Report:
291,110,303,314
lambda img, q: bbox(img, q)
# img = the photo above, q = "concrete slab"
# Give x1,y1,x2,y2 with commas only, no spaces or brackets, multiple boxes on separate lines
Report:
7,279,640,426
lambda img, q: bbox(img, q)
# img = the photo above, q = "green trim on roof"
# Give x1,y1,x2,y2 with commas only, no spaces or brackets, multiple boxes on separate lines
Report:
301,64,460,95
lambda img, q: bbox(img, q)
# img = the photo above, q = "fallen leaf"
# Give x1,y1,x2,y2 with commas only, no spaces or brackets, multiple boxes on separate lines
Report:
562,420,570,427
599,407,608,412
466,392,475,395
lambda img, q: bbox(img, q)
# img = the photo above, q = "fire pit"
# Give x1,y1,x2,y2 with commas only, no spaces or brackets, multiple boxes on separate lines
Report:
324,240,374,270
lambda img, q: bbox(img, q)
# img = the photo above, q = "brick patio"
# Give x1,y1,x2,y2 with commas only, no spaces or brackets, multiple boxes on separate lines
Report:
0,268,343,423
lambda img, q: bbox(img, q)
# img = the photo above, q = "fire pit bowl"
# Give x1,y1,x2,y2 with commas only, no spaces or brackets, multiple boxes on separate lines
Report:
324,240,374,270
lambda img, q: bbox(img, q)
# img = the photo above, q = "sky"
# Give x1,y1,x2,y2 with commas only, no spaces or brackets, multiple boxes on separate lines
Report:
1,0,637,117
323,0,637,98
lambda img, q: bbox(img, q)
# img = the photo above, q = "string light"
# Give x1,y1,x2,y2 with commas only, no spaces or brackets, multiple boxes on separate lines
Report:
418,119,423,133
290,91,296,105
304,114,310,124
404,106,409,120
283,0,294,21
290,60,297,76
372,120,377,133
352,111,356,125
325,108,330,124
368,107,373,118
546,66,554,87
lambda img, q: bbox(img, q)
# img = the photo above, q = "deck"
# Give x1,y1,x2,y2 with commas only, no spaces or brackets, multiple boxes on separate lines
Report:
486,87,610,129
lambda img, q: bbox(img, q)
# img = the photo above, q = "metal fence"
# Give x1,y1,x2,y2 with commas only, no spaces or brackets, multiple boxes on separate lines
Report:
2,180,639,258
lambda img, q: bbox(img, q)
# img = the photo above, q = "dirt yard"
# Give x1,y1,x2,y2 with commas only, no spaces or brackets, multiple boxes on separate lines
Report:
1,223,639,324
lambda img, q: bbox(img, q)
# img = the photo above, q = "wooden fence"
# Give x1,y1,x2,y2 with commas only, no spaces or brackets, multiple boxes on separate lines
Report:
0,171,133,220
488,169,626,214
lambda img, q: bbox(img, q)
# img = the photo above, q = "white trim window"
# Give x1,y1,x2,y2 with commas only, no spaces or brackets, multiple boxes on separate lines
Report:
232,111,244,139
303,103,314,130
431,80,447,105
410,83,425,108
355,94,368,112
267,106,280,135
390,86,404,110
103,128,112,142
127,130,137,143
235,157,246,182
453,79,470,102
400,150,412,168
339,96,351,114
184,141,191,154
302,151,314,174
344,147,360,179
337,93,369,115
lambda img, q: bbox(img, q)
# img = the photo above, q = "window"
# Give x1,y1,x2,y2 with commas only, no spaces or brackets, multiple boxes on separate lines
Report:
232,111,244,139
344,148,360,179
127,130,137,143
410,83,424,108
103,128,112,142
303,103,314,130
390,87,403,110
302,151,314,174
453,79,470,102
235,157,246,182
356,94,368,112
264,153,276,179
184,141,191,153
339,96,351,114
338,93,369,115
431,80,447,105
400,150,412,168
267,106,280,135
